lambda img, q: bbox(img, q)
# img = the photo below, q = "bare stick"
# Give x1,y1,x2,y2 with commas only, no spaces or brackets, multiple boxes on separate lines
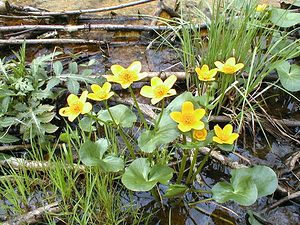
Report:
0,157,86,171
8,0,156,16
0,144,31,152
266,190,300,211
2,202,60,225
0,24,171,32
0,38,106,45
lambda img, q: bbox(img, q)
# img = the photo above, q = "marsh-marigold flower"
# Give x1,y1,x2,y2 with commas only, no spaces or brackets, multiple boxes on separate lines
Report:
59,91,92,122
195,65,218,81
140,75,177,104
213,124,239,145
170,101,206,132
87,82,114,101
256,4,268,12
214,57,244,74
105,61,147,89
193,128,208,141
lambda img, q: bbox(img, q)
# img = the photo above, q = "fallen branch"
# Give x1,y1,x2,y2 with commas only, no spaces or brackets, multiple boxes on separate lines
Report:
2,202,60,225
266,190,300,211
0,24,172,32
5,0,156,16
0,157,86,171
0,38,106,45
0,144,31,152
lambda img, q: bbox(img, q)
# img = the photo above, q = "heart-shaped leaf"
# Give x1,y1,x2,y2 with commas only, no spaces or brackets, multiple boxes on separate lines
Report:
79,139,124,172
212,177,258,206
276,61,300,92
164,184,188,198
121,158,173,191
97,104,137,128
270,8,300,28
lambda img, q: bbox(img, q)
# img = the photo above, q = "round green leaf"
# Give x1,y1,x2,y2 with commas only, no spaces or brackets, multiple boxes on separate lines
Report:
231,166,278,198
212,177,258,206
97,104,137,128
276,61,300,92
270,8,300,28
121,158,173,192
101,155,124,172
79,139,108,166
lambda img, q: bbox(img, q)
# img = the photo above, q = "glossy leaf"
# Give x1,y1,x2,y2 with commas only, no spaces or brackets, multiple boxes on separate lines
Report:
270,8,300,27
276,61,300,92
121,158,173,191
97,104,137,128
164,184,188,198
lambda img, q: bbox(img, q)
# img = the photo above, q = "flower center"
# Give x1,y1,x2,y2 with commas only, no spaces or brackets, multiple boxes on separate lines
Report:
194,130,206,139
153,85,168,98
97,90,108,99
222,65,236,74
220,133,230,141
70,101,83,114
119,70,137,83
182,113,196,126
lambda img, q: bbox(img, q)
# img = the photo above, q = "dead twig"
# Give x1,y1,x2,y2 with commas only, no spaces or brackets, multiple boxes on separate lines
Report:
266,190,300,211
0,38,106,45
6,0,156,16
0,24,171,32
0,157,86,171
0,144,31,152
2,202,61,225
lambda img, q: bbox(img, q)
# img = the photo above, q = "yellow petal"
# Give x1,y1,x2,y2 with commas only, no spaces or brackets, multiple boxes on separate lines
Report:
140,86,154,98
167,89,177,96
227,133,239,144
87,93,101,101
151,77,163,87
151,97,164,105
226,57,236,66
111,64,125,76
194,108,206,120
170,112,182,123
213,136,224,144
107,92,114,99
178,123,191,132
234,63,244,72
67,94,79,106
195,67,201,75
59,107,70,117
136,72,148,81
82,102,92,114
201,64,209,72
79,90,88,102
105,75,118,83
128,61,142,74
182,101,194,113
223,124,233,135
164,75,177,89
91,84,101,93
192,121,205,130
214,61,224,69
68,113,79,122
214,125,223,138
209,68,218,77
102,82,111,93
120,82,131,89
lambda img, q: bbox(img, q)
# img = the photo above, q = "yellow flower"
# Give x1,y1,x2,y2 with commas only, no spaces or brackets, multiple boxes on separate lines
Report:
87,82,114,102
213,124,239,145
214,57,244,74
140,75,177,104
195,65,218,81
256,4,268,12
193,128,208,141
59,91,92,122
105,61,147,89
170,101,206,132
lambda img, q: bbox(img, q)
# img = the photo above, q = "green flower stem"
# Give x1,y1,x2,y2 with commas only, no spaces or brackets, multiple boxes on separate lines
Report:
186,148,199,185
190,148,213,184
205,83,211,108
155,99,165,130
129,86,148,129
177,152,187,184
188,198,214,206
